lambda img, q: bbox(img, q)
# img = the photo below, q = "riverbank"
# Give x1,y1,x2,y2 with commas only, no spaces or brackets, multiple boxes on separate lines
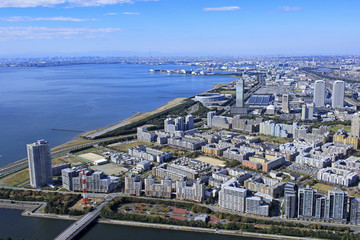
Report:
98,219,322,240
0,199,80,221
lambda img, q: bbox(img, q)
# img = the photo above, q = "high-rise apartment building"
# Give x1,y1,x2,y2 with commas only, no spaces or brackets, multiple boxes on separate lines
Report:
350,198,360,225
164,115,194,133
301,103,314,121
326,189,348,222
219,178,247,213
27,139,53,188
332,80,345,108
284,182,298,218
298,186,317,219
314,80,326,108
207,111,216,127
282,94,290,113
236,78,244,108
351,112,360,137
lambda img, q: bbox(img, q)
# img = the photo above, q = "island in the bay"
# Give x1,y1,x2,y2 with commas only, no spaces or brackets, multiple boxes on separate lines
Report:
2,55,360,240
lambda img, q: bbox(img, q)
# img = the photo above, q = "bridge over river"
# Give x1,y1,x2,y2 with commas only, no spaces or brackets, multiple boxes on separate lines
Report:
54,196,112,240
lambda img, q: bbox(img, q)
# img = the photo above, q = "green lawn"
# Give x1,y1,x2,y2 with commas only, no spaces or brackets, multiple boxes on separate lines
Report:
114,141,153,152
259,135,293,144
311,183,335,193
0,169,29,187
329,124,351,133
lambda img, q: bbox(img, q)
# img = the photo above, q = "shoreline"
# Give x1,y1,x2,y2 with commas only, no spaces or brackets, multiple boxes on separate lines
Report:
0,202,322,240
51,78,236,152
98,219,322,240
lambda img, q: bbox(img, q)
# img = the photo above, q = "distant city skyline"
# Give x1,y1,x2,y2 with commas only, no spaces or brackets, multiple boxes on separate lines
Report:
0,0,359,57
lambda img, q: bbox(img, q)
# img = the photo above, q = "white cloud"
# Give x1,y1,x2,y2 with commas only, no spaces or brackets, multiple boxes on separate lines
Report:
278,6,302,12
0,0,157,8
122,12,140,15
0,26,122,39
0,16,98,22
105,12,140,15
203,6,241,12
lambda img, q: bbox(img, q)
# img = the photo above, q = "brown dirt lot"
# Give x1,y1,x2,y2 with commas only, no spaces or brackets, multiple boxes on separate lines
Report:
195,156,226,167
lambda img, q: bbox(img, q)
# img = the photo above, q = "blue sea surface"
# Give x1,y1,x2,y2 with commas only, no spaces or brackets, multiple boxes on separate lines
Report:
0,64,234,166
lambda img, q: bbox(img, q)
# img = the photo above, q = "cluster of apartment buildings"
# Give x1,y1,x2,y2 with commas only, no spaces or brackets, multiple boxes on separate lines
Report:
61,168,121,193
219,178,270,216
125,174,205,202
151,157,211,181
128,145,173,163
284,183,360,224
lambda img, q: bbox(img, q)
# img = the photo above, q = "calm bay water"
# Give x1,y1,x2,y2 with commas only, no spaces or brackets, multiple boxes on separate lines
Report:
0,209,265,240
0,64,234,167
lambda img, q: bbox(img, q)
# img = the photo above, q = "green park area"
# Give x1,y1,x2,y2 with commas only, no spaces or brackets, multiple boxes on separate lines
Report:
0,169,30,187
329,124,351,133
259,135,293,144
311,183,335,194
110,141,153,152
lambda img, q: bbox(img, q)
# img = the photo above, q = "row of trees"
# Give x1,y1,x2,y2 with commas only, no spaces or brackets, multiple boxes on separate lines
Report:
106,197,212,214
0,188,81,215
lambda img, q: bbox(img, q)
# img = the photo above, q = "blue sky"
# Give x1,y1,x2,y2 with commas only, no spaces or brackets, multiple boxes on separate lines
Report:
0,0,359,56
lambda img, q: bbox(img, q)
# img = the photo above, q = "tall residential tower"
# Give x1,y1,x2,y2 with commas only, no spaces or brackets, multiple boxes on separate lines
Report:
27,139,53,188
313,80,326,108
282,94,290,113
236,78,244,108
332,80,345,108
352,112,360,137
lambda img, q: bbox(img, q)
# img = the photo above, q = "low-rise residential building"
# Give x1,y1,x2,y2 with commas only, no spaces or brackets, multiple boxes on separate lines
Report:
53,163,71,176
136,160,151,171
295,154,332,168
128,145,173,163
168,136,207,151
232,116,262,133
317,167,358,187
242,160,262,170
244,176,285,198
333,129,360,150
223,148,255,161
62,168,120,193
152,163,188,181
137,127,156,142
333,156,360,175
262,156,284,173
202,143,229,157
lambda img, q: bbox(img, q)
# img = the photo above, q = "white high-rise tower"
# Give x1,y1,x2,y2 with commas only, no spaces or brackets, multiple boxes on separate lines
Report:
313,80,326,108
236,78,244,108
27,139,53,188
351,112,360,137
332,80,345,108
